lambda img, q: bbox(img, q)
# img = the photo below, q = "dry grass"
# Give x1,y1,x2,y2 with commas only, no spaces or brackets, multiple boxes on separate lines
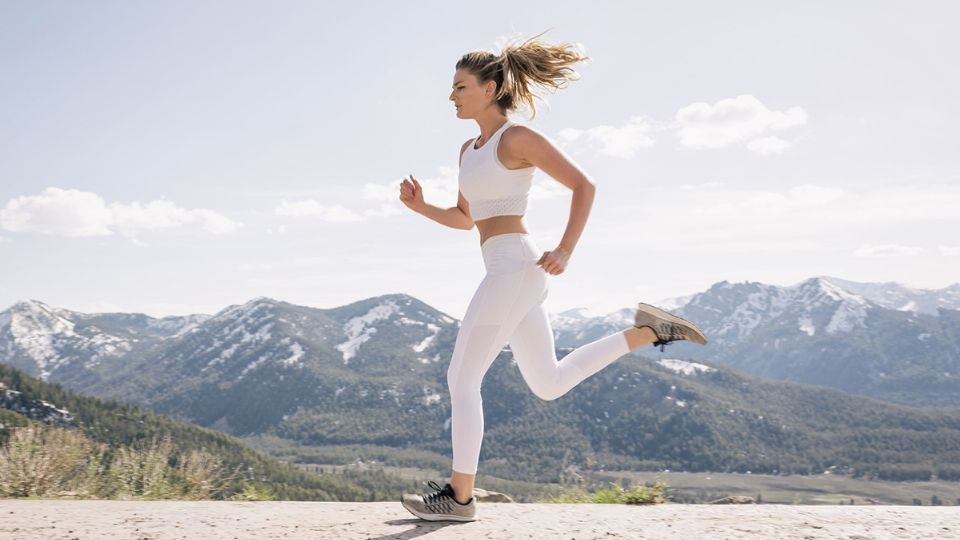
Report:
0,423,257,500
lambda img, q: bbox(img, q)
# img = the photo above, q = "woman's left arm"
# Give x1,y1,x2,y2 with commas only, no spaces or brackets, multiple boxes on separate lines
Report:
511,126,596,275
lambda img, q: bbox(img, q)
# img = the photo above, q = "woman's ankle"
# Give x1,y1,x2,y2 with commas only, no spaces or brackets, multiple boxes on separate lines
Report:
624,326,657,350
450,469,475,503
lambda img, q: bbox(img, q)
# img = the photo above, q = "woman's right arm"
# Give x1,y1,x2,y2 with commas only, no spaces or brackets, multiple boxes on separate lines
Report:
399,176,474,230
416,189,474,230
398,139,475,230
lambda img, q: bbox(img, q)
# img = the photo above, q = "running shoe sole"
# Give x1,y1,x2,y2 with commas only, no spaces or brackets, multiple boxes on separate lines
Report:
400,497,478,521
634,302,708,345
400,500,477,521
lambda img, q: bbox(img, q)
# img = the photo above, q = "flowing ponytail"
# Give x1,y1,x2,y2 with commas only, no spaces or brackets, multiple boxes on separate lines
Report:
456,30,590,120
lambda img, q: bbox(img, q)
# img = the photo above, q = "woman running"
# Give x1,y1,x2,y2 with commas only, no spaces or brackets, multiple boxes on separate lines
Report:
397,31,707,522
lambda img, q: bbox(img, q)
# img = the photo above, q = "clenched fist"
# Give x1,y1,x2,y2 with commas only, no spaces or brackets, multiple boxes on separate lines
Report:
537,245,571,275
399,174,425,213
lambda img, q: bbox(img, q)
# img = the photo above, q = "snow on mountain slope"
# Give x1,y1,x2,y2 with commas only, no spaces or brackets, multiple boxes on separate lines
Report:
550,307,633,348
657,358,717,375
0,300,134,379
665,277,878,345
819,276,960,315
337,299,402,364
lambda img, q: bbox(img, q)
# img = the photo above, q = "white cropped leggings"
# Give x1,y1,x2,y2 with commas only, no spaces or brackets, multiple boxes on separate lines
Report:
446,233,632,475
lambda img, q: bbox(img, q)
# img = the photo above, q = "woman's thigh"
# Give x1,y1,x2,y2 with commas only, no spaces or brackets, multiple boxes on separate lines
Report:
507,297,557,381
470,261,547,328
448,264,547,386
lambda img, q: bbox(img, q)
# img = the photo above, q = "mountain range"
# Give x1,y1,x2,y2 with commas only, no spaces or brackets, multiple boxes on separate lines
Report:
2,276,960,480
552,276,960,408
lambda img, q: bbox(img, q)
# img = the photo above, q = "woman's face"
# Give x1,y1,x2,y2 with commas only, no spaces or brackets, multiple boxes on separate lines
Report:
449,68,494,119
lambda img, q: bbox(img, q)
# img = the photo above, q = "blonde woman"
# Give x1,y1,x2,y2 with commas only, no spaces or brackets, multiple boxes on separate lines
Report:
398,32,707,522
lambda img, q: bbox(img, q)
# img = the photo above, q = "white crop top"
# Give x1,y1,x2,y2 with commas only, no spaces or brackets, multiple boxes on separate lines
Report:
458,119,535,221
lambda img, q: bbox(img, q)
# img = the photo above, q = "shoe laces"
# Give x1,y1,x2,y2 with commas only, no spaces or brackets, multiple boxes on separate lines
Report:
653,323,688,351
421,480,457,511
652,339,673,352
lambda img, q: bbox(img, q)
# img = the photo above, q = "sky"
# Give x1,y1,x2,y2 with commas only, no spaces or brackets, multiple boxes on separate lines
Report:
1,1,958,320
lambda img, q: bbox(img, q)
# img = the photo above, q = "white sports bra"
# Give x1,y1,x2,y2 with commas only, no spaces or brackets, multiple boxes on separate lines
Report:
458,119,535,221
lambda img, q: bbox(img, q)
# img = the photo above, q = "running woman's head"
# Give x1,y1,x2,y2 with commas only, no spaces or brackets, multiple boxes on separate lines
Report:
450,30,590,121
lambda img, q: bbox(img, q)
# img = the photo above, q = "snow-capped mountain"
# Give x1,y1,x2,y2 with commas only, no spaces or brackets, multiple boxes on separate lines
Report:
0,299,207,382
817,276,960,315
0,294,463,436
550,307,634,348
544,277,960,408
680,277,878,345
636,278,960,407
4,285,960,480
70,294,460,434
2,276,959,424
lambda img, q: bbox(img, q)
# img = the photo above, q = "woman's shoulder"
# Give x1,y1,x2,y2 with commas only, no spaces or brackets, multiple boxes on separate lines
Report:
501,122,550,151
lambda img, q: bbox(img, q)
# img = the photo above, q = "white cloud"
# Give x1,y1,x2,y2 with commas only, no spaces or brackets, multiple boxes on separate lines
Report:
680,181,724,191
675,94,807,152
854,244,924,257
110,200,241,235
692,183,845,218
746,135,791,155
0,187,242,239
556,127,583,144
847,183,960,222
275,166,473,223
939,246,960,257
1,188,112,237
363,182,400,202
362,203,402,218
589,181,957,255
274,199,364,222
555,95,804,159
556,115,657,158
786,184,845,206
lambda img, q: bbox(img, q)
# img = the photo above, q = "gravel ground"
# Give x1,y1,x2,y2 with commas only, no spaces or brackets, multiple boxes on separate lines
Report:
1,499,957,539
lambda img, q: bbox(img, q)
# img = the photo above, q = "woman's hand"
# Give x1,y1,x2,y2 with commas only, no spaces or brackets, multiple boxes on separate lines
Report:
537,245,572,275
399,174,426,213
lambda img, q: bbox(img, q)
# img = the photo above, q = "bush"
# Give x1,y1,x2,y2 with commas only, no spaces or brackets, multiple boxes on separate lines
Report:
0,424,93,497
538,478,668,505
0,423,256,500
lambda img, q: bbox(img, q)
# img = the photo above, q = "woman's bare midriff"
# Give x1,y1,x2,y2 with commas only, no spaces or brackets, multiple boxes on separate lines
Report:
476,215,528,246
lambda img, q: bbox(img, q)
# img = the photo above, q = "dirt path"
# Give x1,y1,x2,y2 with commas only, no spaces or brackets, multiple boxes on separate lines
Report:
1,499,956,539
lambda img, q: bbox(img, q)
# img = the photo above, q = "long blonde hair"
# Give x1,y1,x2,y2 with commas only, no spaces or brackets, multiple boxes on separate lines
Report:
456,30,590,120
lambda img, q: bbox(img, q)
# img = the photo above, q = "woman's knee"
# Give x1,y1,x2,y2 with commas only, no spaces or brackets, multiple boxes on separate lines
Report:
528,381,565,401
447,368,481,397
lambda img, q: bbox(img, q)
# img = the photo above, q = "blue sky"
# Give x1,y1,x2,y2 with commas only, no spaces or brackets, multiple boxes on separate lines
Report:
1,1,958,318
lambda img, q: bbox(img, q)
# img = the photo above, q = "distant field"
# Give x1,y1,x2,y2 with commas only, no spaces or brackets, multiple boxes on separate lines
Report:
290,461,959,506
243,437,959,505
294,461,571,503
594,469,960,506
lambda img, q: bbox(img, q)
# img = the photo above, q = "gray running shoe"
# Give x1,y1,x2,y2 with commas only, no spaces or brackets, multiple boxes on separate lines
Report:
401,480,478,522
634,302,708,351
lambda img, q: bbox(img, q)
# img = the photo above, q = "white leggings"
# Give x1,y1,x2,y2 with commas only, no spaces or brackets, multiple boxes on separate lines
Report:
446,232,632,475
